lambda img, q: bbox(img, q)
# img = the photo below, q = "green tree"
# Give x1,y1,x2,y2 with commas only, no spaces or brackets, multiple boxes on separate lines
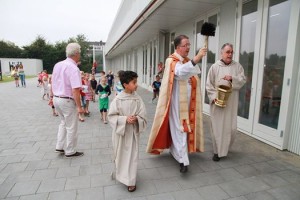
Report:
1,34,93,74
22,36,56,73
0,40,23,58
68,34,91,72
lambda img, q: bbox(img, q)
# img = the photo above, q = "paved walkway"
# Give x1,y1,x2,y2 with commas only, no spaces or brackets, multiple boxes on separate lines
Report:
0,77,300,200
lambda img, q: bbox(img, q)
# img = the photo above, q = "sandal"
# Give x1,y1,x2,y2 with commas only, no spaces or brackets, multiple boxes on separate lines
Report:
127,186,136,192
79,118,85,122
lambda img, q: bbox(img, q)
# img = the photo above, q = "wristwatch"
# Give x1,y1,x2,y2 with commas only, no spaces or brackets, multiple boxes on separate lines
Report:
191,59,196,66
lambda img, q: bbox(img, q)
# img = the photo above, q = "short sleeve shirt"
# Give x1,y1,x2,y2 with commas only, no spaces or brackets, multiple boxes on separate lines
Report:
52,58,82,98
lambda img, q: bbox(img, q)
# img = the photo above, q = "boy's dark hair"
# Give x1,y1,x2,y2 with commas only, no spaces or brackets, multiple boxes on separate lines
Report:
100,70,105,75
117,70,124,76
119,71,138,89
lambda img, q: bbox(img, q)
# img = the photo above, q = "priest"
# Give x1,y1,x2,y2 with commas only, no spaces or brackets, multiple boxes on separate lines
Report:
206,43,246,161
147,35,207,173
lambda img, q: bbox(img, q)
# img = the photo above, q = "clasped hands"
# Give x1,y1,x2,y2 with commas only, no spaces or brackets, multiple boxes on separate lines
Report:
223,75,232,81
127,115,137,124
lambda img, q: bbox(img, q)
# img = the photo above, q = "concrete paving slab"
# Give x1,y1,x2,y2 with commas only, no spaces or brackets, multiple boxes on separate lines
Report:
1,77,300,200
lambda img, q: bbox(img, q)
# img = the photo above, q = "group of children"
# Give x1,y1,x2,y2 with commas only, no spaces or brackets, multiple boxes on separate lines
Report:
11,64,26,88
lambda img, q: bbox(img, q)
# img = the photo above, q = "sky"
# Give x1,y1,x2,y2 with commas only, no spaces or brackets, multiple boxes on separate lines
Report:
0,0,122,47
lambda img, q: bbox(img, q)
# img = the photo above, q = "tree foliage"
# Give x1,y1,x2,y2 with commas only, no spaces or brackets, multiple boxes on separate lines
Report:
0,40,23,58
0,34,93,73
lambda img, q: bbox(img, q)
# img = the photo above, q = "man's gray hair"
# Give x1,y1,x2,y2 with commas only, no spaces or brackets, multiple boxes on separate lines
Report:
221,43,233,50
66,43,81,57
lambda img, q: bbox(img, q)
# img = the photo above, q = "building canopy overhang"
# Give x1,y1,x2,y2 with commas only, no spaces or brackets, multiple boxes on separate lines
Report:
106,0,227,59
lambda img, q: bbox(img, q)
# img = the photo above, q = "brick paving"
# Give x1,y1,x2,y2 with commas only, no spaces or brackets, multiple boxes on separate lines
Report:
0,76,300,200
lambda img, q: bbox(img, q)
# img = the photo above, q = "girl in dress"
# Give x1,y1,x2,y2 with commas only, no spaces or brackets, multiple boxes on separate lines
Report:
42,76,49,100
48,75,58,116
84,73,92,116
95,76,111,123
11,67,19,87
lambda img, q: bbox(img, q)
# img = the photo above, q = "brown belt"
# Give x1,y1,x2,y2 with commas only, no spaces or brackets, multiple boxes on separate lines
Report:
54,95,73,100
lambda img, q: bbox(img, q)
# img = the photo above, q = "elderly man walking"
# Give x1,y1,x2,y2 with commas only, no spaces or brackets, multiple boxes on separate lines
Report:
52,43,85,157
206,43,246,161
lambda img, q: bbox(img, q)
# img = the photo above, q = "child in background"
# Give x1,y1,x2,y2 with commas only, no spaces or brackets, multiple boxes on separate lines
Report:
114,70,124,96
48,75,58,116
99,71,106,83
108,71,147,192
95,76,111,124
42,76,50,100
152,75,161,103
79,71,86,122
84,73,92,116
11,67,19,87
90,74,97,102
37,72,42,87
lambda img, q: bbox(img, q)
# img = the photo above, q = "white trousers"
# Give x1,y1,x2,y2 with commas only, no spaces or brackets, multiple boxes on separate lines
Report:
53,97,79,155
169,100,189,166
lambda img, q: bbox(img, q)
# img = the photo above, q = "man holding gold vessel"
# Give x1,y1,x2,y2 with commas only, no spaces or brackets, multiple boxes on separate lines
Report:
206,43,246,161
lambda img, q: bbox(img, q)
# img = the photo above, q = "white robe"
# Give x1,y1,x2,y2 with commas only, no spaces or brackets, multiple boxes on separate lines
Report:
108,91,147,186
206,60,246,157
169,52,201,166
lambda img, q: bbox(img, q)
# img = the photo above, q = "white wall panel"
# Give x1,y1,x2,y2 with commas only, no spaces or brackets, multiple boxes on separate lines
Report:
0,58,43,75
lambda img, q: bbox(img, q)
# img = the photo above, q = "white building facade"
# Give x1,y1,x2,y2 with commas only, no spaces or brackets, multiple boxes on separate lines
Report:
0,58,43,76
105,0,300,155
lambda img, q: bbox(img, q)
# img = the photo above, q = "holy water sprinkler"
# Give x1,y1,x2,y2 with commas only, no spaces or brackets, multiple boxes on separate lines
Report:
201,22,216,48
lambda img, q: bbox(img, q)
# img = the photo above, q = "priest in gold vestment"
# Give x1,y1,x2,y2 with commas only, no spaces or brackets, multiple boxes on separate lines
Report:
147,35,207,173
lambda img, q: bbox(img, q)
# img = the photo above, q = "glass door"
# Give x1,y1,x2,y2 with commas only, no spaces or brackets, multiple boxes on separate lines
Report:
253,0,291,147
236,0,260,133
236,0,291,147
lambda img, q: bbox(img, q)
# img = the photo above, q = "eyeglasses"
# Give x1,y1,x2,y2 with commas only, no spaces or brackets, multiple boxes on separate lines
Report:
179,43,191,48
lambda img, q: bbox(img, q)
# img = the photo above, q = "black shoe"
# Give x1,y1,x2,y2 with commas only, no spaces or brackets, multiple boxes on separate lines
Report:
55,149,64,153
179,163,188,173
65,152,84,158
212,154,220,162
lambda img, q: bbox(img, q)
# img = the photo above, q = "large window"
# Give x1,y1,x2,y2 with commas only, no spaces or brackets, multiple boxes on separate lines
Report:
258,0,291,129
238,0,258,119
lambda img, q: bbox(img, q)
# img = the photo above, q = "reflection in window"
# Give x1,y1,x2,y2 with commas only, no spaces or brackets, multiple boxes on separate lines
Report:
238,0,258,119
259,0,291,129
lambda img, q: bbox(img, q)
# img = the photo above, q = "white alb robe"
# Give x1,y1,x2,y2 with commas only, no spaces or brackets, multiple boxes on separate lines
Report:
108,91,147,186
169,52,201,166
206,60,246,157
